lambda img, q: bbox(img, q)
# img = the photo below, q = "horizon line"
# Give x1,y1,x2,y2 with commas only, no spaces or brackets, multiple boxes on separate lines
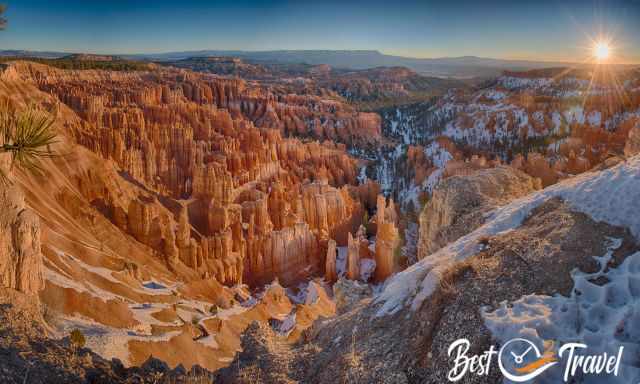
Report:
1,47,638,66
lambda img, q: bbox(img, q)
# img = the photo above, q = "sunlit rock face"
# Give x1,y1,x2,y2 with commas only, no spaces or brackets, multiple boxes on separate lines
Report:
0,184,43,295
0,61,382,371
626,122,640,157
374,195,399,281
417,166,538,259
3,61,376,288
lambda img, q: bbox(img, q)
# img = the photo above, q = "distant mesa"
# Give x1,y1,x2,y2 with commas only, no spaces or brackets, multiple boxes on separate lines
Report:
184,56,244,64
62,53,122,62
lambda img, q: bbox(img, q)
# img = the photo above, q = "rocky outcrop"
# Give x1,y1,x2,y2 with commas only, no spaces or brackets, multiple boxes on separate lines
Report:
0,286,217,383
332,277,372,314
0,183,43,295
215,197,640,384
346,233,360,280
325,239,337,282
625,121,640,156
417,166,539,259
374,196,399,281
4,61,373,288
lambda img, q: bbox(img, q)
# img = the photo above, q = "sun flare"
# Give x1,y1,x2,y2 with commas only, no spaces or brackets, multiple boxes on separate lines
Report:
593,41,610,61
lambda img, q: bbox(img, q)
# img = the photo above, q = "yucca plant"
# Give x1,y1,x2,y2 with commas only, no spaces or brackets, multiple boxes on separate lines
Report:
0,102,58,183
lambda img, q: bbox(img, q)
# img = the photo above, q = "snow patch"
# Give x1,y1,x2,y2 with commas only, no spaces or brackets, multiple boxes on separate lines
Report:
374,155,640,317
359,259,376,282
483,238,640,383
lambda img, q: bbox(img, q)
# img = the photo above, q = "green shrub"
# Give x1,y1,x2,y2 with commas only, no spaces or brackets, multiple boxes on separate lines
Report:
70,329,86,350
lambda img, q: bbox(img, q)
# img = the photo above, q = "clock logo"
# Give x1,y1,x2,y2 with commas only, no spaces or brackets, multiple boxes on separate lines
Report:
498,338,558,382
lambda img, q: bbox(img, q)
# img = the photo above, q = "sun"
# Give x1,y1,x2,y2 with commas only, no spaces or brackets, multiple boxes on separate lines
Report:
593,41,610,61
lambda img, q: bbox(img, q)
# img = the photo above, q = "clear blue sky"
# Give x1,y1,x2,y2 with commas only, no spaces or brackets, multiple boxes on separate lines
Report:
0,0,638,63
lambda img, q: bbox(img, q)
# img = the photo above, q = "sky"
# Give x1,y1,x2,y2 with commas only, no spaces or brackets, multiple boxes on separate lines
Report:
0,0,639,63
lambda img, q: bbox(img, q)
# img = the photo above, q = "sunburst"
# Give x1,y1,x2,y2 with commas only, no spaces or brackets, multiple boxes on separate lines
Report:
593,41,612,62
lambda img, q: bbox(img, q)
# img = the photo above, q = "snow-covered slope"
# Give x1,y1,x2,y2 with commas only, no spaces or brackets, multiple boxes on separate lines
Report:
483,237,640,383
369,72,640,213
375,155,640,317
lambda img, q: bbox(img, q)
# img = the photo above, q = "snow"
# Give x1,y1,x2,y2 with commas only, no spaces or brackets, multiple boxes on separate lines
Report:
483,238,640,383
129,303,180,330
499,76,554,90
275,313,297,335
216,304,251,320
482,90,507,101
49,248,177,298
587,111,602,127
424,168,444,193
43,262,126,302
286,281,321,305
424,141,453,168
55,315,181,366
286,284,309,305
357,165,368,184
58,251,122,284
374,155,640,317
336,246,348,278
196,335,219,349
359,259,376,282
551,111,563,135
142,281,166,290
305,282,320,305
563,105,585,125
401,221,419,265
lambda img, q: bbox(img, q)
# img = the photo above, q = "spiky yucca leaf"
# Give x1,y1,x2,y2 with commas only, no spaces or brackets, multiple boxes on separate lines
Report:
0,103,58,183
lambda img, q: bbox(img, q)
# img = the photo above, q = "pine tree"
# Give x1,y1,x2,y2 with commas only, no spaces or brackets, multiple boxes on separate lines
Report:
0,103,58,182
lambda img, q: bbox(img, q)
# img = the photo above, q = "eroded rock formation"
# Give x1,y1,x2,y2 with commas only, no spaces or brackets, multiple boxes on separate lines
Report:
417,166,539,259
5,61,374,288
0,183,43,295
374,195,399,281
626,122,640,156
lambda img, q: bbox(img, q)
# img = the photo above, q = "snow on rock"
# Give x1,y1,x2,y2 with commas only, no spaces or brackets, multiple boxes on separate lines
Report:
481,90,507,101
286,283,309,305
424,168,444,194
305,282,321,305
483,238,640,384
374,155,640,317
587,110,602,127
424,141,453,168
336,246,348,278
401,221,419,265
563,105,585,125
499,76,554,90
359,259,376,282
274,312,297,335
55,315,181,366
196,334,219,349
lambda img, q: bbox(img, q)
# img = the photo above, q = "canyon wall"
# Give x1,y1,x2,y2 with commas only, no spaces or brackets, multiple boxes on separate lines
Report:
0,165,43,294
6,61,377,287
417,166,538,259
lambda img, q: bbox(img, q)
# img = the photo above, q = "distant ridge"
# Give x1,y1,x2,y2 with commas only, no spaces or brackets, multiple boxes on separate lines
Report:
1,49,636,78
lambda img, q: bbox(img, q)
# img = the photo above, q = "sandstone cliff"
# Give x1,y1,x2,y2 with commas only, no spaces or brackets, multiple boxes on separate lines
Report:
0,183,43,295
417,166,539,259
0,61,368,372
0,149,43,295
625,121,640,156
3,61,375,288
